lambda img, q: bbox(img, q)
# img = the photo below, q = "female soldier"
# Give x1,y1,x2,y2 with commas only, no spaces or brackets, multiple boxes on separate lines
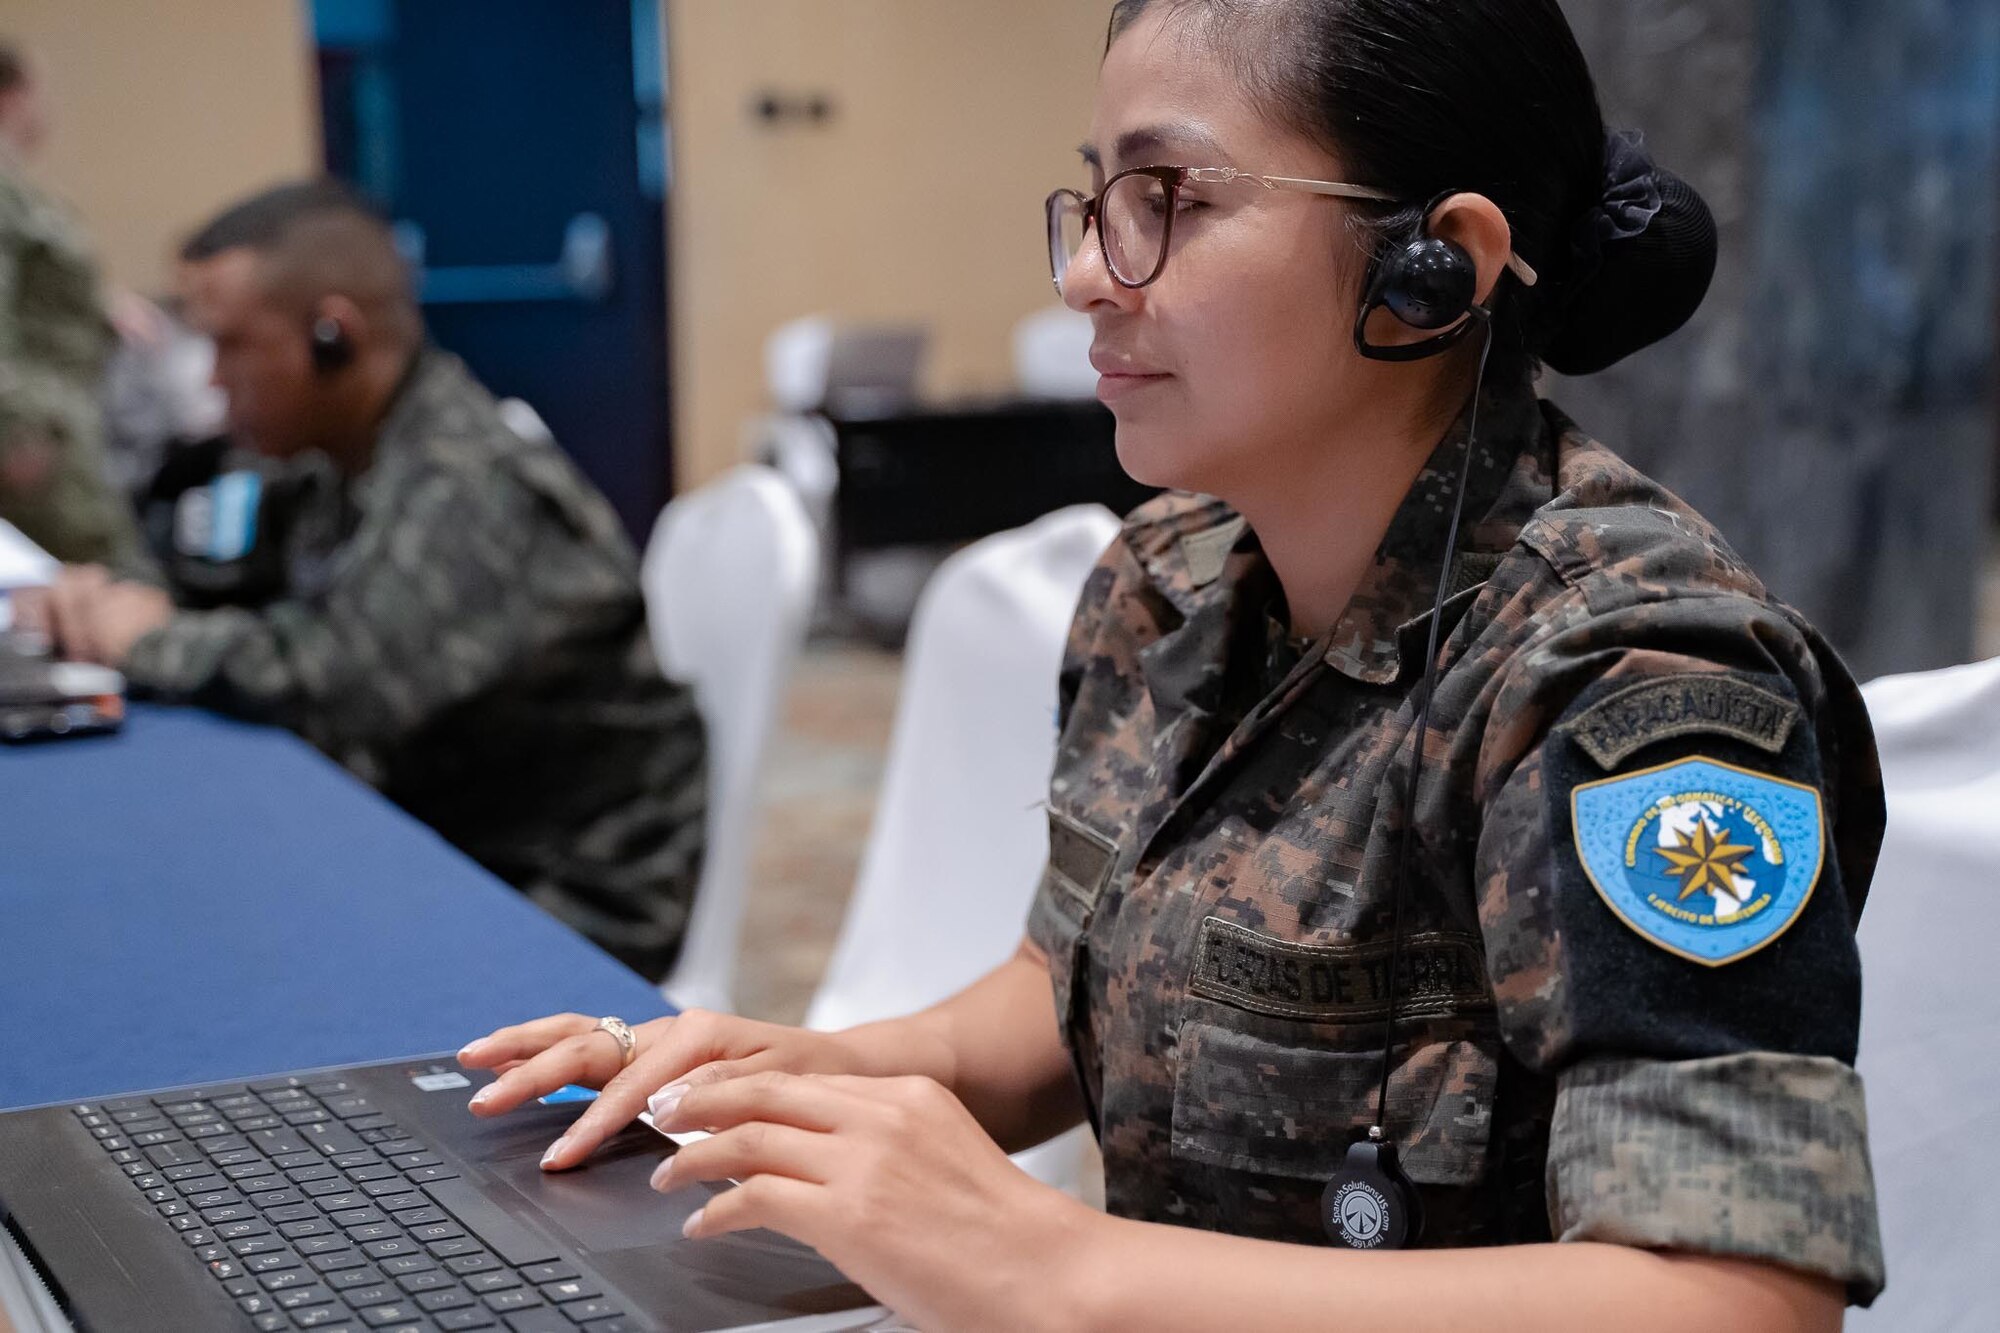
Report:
460,2,1883,1328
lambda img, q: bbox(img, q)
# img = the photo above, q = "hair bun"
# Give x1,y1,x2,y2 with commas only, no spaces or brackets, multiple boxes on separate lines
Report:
1539,138,1719,377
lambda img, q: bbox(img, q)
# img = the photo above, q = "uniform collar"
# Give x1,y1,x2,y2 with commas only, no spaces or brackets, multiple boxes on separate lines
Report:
371,347,447,450
1124,374,1555,689
1321,376,1552,684
350,347,457,506
1123,494,1251,622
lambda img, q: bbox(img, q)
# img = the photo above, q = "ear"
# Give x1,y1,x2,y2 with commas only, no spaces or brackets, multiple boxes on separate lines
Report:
311,294,369,348
1425,192,1514,310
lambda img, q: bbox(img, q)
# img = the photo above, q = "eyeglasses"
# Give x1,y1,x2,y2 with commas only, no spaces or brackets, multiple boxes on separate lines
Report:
1045,164,1540,294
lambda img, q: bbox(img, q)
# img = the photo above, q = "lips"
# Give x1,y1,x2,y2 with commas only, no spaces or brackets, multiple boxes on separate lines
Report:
1089,349,1168,378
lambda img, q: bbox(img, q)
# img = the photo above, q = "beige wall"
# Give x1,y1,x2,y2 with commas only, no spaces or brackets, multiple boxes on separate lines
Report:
5,0,320,293
7,0,1100,489
666,0,1109,488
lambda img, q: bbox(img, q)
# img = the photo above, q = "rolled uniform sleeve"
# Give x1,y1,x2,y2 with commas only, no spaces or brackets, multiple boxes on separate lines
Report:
1473,593,1885,1302
121,460,548,771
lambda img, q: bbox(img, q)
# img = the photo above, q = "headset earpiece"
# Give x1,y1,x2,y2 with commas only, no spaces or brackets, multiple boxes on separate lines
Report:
1353,193,1488,362
310,315,354,373
1369,236,1479,330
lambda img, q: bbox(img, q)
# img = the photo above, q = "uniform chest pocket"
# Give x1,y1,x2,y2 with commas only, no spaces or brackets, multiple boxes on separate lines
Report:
1170,914,1500,1190
1170,1019,1498,1187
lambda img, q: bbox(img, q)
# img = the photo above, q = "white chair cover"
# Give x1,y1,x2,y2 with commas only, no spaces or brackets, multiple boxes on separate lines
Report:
764,315,837,414
806,504,1121,1192
1848,655,2000,1331
644,466,820,1014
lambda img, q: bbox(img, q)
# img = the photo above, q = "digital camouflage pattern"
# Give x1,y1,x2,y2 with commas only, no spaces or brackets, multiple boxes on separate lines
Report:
0,158,143,565
123,349,705,979
1027,373,1886,1302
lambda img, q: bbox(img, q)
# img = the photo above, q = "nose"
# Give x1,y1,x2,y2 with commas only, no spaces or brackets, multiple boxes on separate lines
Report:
1060,219,1140,315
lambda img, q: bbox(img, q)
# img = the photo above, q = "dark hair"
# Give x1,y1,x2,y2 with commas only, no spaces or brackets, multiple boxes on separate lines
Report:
0,42,28,99
1105,0,1716,376
180,178,388,262
182,178,421,350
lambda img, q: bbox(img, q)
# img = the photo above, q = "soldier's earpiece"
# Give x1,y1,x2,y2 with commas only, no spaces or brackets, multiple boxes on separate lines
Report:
309,315,354,373
1353,192,1488,363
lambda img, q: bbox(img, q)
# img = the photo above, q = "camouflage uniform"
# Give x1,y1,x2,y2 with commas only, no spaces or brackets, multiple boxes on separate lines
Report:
1027,374,1885,1302
123,349,705,980
0,156,143,565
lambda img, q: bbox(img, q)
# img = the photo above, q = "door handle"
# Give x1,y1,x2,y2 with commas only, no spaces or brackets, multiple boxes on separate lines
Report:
393,213,614,305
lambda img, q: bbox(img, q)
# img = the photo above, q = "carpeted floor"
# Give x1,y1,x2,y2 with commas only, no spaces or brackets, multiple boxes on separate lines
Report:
734,640,903,1025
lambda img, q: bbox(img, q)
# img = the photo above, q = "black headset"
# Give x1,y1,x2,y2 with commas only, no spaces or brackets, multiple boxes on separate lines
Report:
309,314,354,373
1321,192,1504,1251
1353,192,1491,363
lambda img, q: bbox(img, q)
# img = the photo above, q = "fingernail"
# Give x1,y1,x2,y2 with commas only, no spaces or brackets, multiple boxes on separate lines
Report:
648,1083,688,1119
681,1207,704,1239
649,1158,673,1191
457,1041,484,1062
469,1086,494,1106
541,1137,570,1169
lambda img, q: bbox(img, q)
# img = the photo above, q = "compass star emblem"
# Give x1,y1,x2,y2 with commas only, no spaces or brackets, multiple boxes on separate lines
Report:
1653,815,1756,902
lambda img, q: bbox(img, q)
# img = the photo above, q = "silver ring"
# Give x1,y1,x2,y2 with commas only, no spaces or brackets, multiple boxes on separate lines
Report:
594,1016,637,1069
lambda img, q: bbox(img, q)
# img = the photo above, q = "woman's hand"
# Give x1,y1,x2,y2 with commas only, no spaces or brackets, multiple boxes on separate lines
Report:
455,1010,914,1170
652,1070,1100,1333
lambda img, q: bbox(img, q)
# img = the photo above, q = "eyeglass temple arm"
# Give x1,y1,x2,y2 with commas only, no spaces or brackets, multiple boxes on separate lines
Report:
1197,170,1541,288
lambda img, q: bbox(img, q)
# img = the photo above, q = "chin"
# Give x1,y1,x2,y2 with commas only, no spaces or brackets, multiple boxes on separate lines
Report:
1111,418,1226,496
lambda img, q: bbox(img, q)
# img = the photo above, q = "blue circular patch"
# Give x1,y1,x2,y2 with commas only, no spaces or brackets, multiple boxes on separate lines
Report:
1570,755,1825,967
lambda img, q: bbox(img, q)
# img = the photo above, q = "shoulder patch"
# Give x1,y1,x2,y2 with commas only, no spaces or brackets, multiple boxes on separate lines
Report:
1561,674,1800,770
1570,755,1824,967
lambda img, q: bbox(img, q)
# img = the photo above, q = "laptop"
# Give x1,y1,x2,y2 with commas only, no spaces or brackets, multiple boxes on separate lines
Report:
818,326,926,418
0,1053,894,1333
0,636,125,744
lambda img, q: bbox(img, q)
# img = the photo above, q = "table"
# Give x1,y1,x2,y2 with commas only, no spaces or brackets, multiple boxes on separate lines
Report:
0,704,672,1110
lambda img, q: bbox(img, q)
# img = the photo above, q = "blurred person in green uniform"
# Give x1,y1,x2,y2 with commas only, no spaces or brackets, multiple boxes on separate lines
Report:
0,40,145,566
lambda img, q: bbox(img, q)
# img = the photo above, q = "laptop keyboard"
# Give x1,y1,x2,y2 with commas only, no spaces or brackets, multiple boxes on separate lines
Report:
71,1076,637,1333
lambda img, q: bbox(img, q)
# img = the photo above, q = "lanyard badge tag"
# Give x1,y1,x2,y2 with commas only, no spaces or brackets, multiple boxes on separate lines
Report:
1322,1132,1423,1250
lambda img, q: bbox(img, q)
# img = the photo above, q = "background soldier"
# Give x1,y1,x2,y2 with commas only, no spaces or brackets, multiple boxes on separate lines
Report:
20,180,707,980
0,40,145,567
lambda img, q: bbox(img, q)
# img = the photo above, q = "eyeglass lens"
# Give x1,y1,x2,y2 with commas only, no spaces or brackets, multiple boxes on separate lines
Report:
1048,172,1173,291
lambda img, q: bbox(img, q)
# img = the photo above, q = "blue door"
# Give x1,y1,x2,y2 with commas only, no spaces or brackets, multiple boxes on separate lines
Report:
315,0,673,540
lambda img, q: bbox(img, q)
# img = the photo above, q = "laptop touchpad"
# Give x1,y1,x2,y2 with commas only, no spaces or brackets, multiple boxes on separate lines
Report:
487,1130,715,1253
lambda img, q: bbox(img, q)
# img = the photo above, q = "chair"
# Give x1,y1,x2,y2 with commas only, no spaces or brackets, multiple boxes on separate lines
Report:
643,466,820,1014
805,503,1122,1192
1846,656,2000,1330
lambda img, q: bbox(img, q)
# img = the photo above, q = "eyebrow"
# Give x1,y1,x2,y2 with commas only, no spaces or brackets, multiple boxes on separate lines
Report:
1077,122,1228,172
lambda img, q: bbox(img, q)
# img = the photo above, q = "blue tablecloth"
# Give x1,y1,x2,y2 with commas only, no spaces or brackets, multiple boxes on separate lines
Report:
0,704,672,1109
